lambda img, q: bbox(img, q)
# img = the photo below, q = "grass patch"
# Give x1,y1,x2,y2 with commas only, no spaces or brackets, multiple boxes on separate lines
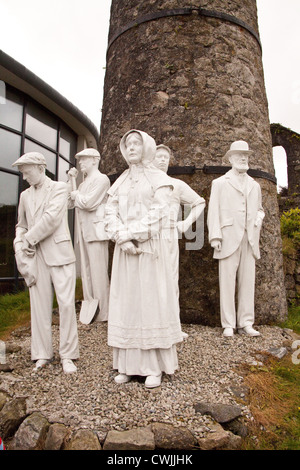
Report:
280,302,300,334
0,279,83,341
0,289,31,341
242,355,300,450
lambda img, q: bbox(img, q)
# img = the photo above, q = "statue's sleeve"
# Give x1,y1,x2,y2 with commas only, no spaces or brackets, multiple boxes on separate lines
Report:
14,192,28,247
104,191,127,241
207,179,222,243
25,183,68,246
74,176,110,212
127,185,172,242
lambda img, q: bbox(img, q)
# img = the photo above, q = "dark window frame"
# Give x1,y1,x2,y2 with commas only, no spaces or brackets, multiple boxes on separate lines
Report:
0,84,77,291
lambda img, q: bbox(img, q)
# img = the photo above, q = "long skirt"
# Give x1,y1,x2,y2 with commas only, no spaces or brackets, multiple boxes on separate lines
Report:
108,237,183,374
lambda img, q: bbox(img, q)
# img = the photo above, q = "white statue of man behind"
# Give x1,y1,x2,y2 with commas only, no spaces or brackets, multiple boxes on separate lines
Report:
207,140,265,337
68,148,110,323
154,144,206,299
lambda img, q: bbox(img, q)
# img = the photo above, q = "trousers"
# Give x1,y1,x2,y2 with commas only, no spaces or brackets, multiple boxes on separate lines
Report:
218,231,256,329
29,250,79,361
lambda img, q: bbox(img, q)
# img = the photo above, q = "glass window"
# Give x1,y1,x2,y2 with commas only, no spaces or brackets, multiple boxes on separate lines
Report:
0,80,5,104
25,101,58,150
0,171,19,278
24,140,56,180
0,128,22,169
0,87,23,131
58,157,71,182
59,124,77,161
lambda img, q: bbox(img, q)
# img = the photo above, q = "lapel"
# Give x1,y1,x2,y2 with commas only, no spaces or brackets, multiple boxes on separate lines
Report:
225,170,243,194
246,174,255,197
80,172,96,193
225,170,255,197
26,186,36,218
33,176,52,216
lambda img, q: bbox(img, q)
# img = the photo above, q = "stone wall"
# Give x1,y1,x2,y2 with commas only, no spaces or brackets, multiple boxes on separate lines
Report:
99,0,287,325
269,124,300,304
271,123,300,196
282,243,300,305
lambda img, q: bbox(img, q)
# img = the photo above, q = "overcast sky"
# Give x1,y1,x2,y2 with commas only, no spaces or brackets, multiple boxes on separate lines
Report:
1,0,299,188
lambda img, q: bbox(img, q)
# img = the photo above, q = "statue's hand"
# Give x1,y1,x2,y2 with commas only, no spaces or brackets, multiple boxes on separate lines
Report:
176,220,187,235
120,241,140,255
211,239,222,251
115,230,132,245
254,216,263,227
68,167,78,179
22,238,35,257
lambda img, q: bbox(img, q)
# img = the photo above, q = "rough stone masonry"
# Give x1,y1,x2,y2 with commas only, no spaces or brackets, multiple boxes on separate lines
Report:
99,0,287,326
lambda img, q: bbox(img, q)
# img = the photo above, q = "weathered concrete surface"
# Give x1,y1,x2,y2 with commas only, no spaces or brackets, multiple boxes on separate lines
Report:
99,0,287,325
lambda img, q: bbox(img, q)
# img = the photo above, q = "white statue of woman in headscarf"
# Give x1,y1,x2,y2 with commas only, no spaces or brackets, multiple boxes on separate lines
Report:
105,130,183,388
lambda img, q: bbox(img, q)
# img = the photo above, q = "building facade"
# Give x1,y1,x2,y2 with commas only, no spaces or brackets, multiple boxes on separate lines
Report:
0,50,99,293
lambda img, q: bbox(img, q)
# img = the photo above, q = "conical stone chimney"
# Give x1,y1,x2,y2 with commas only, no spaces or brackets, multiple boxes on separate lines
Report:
99,0,287,326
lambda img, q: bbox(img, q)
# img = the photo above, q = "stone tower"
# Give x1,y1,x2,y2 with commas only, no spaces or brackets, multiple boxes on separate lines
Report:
99,0,287,325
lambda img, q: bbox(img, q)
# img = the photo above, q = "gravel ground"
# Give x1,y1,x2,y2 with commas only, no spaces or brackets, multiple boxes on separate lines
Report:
0,318,286,441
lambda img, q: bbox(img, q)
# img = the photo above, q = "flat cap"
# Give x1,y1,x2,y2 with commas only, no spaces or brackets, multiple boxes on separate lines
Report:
12,152,47,167
75,148,100,159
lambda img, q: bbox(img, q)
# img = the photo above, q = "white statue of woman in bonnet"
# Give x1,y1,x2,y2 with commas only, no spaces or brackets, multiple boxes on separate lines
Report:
105,130,183,388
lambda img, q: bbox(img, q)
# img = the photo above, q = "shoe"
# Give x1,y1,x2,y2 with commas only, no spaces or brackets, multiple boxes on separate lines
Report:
238,326,260,337
33,359,50,371
182,332,189,339
223,328,234,337
62,359,77,374
114,373,131,384
145,374,162,389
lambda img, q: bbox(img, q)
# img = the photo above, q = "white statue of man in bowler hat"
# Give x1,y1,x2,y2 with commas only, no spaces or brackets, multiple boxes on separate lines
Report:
207,140,265,337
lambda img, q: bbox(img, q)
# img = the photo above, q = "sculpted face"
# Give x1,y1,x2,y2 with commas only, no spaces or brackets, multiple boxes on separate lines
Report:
229,152,249,173
125,132,143,164
78,156,97,175
154,148,170,173
19,164,44,186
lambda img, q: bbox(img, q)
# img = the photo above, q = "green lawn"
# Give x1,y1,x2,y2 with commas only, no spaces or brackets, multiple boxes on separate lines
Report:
0,279,83,340
0,289,31,340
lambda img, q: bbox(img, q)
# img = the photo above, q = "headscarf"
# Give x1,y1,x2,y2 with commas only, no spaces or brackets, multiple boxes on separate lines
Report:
119,129,156,165
108,130,173,196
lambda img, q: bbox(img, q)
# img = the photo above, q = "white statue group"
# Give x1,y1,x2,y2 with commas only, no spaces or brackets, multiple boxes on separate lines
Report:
12,130,264,388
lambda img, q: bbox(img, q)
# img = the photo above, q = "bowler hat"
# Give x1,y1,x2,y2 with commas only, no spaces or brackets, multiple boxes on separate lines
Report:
223,140,254,164
12,152,47,167
75,148,100,160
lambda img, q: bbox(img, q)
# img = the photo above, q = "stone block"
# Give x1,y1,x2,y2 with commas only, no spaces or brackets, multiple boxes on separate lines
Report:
194,402,242,423
151,422,198,450
198,422,230,450
12,412,50,450
44,423,70,450
103,427,155,450
0,397,27,440
64,428,101,450
0,390,11,411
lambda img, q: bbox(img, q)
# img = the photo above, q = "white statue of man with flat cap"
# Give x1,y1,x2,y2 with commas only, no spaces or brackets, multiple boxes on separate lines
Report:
12,152,79,373
68,149,110,323
207,140,265,337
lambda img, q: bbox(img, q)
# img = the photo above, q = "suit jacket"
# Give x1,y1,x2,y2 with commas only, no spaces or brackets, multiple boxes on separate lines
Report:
15,176,76,267
69,171,110,242
207,169,265,260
